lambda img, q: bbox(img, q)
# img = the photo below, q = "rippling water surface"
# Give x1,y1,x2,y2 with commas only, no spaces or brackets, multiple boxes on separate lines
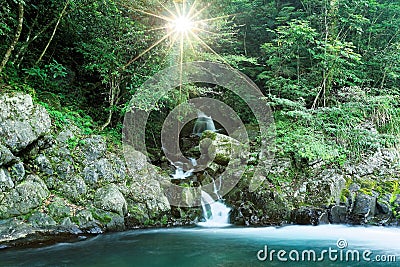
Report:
1,225,400,266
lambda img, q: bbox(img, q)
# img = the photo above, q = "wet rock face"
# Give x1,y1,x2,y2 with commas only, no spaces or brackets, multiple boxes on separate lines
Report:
290,207,325,226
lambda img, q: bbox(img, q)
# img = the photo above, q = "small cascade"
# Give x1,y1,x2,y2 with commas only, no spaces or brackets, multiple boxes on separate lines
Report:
171,158,198,179
171,166,192,179
192,112,216,137
198,185,231,227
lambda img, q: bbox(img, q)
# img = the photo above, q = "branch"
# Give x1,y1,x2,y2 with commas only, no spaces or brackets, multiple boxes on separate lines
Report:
35,0,69,65
0,2,24,74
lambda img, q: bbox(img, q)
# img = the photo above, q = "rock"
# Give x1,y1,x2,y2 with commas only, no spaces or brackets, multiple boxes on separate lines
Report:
228,187,289,226
59,176,87,204
350,193,377,224
35,154,54,175
126,202,149,225
200,130,246,166
82,165,99,186
290,207,323,225
91,209,125,231
319,212,330,224
128,179,170,217
123,146,148,173
94,184,127,216
95,158,114,182
9,162,25,182
0,168,14,191
56,160,75,180
82,156,124,187
56,128,78,144
0,175,49,218
0,93,51,153
28,212,57,227
109,154,126,181
330,205,347,223
73,210,96,228
0,144,16,166
81,135,106,162
47,197,71,222
352,193,377,215
377,194,391,215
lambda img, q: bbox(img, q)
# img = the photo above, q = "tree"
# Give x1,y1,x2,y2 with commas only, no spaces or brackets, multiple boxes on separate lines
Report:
0,0,24,75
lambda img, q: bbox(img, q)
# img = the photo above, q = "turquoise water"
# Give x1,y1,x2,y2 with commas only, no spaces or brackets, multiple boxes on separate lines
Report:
1,225,400,266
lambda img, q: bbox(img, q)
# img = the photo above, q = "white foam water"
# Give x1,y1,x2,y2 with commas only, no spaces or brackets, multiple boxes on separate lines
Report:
198,190,231,227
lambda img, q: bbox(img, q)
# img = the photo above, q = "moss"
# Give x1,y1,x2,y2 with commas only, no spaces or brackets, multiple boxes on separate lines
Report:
91,209,112,224
160,215,168,225
47,197,71,222
201,130,217,140
356,179,376,196
339,188,350,203
375,180,399,196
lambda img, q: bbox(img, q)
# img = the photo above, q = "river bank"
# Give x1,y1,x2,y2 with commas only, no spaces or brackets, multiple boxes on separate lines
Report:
1,93,400,249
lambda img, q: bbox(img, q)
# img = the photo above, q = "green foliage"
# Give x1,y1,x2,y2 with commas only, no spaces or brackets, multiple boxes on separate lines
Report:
40,101,94,135
23,60,67,88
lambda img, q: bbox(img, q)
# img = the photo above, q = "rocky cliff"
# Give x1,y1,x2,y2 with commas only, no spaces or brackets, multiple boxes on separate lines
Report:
1,93,399,247
0,93,185,247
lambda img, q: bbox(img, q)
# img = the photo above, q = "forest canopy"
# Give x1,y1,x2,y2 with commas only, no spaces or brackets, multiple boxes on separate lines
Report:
1,0,399,163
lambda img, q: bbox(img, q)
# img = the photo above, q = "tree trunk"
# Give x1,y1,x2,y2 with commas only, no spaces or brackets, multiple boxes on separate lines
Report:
100,75,121,131
35,0,69,65
0,2,24,74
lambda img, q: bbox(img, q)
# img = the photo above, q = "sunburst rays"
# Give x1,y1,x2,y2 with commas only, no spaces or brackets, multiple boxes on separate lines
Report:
121,0,234,70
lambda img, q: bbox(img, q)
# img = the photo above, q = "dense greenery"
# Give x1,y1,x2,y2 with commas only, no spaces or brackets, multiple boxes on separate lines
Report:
1,0,399,164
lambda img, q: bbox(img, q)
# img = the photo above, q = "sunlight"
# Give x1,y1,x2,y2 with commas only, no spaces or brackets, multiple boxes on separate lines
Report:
170,15,194,33
120,0,233,70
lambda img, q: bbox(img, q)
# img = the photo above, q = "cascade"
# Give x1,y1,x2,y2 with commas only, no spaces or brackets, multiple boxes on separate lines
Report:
198,178,231,227
192,112,216,137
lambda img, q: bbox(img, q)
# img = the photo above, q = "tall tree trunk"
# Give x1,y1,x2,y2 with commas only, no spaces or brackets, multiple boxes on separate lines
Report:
35,0,69,65
100,75,121,131
0,2,24,74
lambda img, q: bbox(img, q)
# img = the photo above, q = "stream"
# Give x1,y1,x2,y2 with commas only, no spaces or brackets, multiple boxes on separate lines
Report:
1,225,399,266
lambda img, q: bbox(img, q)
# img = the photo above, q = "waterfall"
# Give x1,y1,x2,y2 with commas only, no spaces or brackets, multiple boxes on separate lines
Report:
170,158,198,179
198,181,231,227
171,166,192,179
192,112,216,136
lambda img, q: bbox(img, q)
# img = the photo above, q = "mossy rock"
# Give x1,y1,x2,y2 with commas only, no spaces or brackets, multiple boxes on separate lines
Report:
0,176,49,219
47,196,71,222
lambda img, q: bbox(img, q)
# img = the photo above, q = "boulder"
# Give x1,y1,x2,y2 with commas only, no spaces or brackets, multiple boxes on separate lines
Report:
47,197,71,222
80,135,106,162
349,193,377,224
0,144,16,166
0,168,14,191
330,205,348,223
9,162,25,182
290,207,324,225
35,154,54,175
200,130,246,166
0,175,49,218
28,212,57,227
94,184,127,216
0,93,51,153
59,176,87,204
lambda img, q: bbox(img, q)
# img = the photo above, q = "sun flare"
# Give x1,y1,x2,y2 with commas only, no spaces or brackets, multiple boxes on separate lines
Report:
170,15,194,34
121,0,234,70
